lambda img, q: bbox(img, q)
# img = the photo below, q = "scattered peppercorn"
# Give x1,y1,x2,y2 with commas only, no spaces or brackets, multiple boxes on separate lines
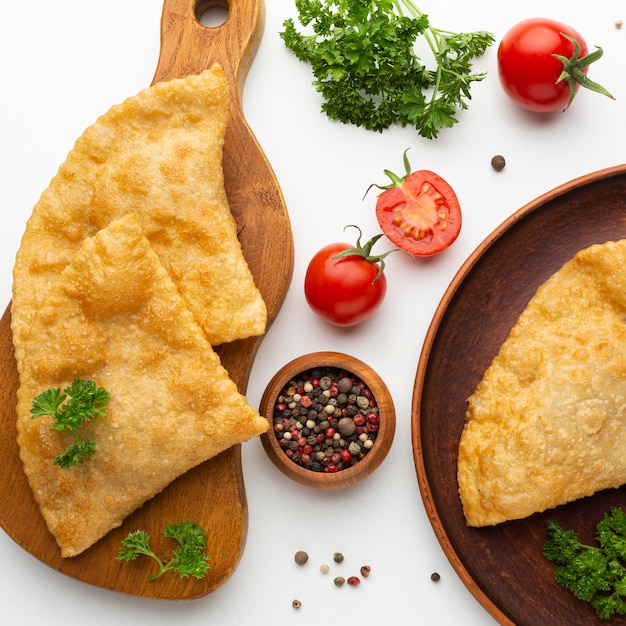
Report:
271,367,379,473
333,552,344,563
294,550,309,566
292,599,302,609
360,565,371,578
347,576,361,586
491,155,506,172
616,19,623,29
320,563,330,574
431,572,441,582
334,576,345,587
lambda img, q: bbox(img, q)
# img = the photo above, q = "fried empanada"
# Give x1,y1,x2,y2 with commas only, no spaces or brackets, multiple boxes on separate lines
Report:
16,214,268,557
458,239,626,527
12,64,266,373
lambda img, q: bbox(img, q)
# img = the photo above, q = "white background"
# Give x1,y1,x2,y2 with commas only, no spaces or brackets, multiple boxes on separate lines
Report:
1,1,624,624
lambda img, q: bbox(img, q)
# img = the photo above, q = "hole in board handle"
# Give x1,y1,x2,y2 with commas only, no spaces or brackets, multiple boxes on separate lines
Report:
196,0,229,27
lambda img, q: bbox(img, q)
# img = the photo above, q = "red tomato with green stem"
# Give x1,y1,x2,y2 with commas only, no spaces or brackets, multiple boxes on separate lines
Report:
304,226,393,326
373,151,461,257
497,18,614,112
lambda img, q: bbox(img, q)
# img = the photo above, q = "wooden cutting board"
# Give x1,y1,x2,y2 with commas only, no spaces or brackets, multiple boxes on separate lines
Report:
0,0,293,600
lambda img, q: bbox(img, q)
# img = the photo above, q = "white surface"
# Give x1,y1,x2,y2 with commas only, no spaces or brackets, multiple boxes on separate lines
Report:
0,1,624,624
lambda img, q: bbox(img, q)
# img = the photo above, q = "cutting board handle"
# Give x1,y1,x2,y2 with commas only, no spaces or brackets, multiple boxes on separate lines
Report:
151,0,265,102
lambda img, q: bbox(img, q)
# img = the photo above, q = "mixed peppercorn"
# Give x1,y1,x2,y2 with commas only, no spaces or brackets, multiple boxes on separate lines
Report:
290,549,440,609
292,549,370,607
271,367,379,473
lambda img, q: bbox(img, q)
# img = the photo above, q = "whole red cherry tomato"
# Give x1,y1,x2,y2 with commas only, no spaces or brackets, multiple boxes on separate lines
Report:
304,226,391,326
497,18,613,112
374,151,461,257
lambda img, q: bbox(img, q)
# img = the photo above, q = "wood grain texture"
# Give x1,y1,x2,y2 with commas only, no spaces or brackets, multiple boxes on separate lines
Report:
0,0,293,600
259,352,396,490
413,164,626,625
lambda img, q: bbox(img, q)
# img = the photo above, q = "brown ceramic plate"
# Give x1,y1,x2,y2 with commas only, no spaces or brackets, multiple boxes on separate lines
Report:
412,164,626,626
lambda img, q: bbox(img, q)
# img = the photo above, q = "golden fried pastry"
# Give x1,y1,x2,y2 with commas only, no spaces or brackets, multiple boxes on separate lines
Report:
16,215,269,557
458,239,626,526
12,64,266,373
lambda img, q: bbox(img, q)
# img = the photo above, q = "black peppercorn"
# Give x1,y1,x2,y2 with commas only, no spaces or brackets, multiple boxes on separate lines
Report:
491,154,506,172
294,550,309,565
337,377,353,393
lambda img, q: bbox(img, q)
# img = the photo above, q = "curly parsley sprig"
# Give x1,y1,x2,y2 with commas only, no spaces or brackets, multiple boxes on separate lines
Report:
118,521,210,581
280,0,494,138
544,508,626,620
30,378,109,469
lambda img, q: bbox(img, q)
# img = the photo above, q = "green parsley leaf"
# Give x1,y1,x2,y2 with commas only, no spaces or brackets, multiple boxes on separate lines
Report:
281,0,494,138
54,438,97,470
544,508,626,619
117,530,157,564
118,522,210,581
30,387,65,419
30,378,109,468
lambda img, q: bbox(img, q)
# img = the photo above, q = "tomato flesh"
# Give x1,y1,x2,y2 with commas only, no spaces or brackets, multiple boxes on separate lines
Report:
497,18,588,112
304,242,387,326
375,170,461,256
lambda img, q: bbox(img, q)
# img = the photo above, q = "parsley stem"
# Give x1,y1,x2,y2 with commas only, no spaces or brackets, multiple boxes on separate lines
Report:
393,0,436,57
392,0,472,105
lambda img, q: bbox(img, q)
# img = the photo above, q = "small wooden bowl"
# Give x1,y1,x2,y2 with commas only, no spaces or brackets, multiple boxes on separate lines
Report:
259,352,395,489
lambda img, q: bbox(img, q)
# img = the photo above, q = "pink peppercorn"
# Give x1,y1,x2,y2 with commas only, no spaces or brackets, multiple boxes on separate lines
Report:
367,414,380,433
347,576,361,586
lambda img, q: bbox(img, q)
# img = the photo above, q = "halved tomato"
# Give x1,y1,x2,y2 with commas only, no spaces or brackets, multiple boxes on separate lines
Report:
374,152,461,257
